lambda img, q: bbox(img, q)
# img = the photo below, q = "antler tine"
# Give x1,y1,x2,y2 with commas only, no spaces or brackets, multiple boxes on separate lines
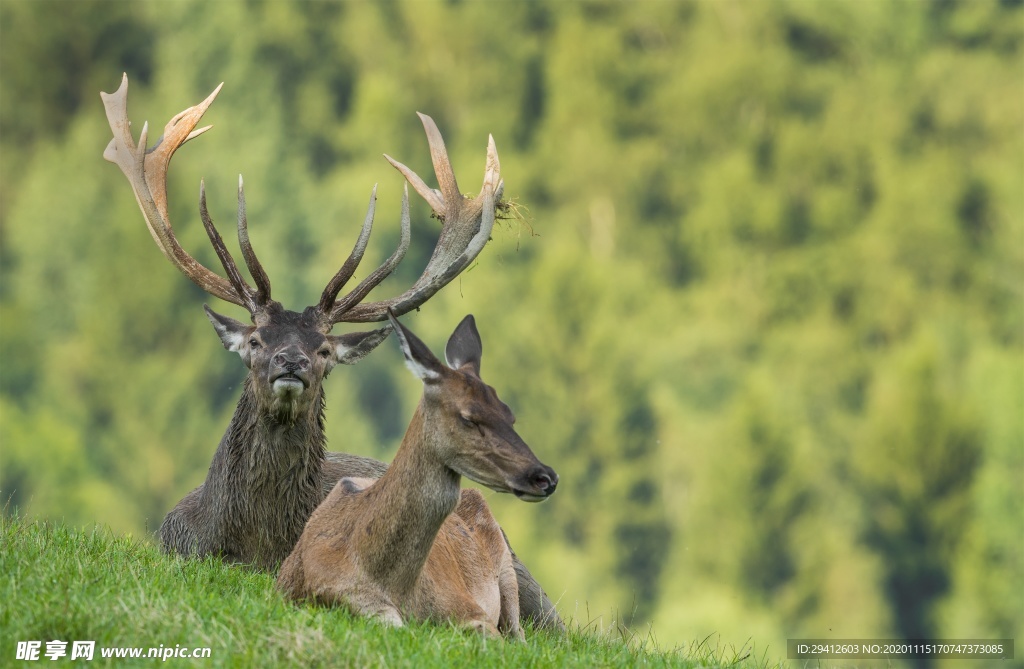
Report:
317,185,379,315
417,112,462,207
329,184,412,319
101,73,248,309
199,180,259,313
329,114,501,324
237,175,272,306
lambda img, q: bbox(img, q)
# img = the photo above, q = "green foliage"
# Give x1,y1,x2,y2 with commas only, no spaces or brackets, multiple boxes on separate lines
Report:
1,0,1021,655
0,516,771,668
0,1,153,231
852,334,983,642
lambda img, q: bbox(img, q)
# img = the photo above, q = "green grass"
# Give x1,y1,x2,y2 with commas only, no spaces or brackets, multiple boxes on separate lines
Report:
1,515,775,668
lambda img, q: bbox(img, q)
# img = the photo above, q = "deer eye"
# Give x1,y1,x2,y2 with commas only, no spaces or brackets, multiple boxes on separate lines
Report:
249,338,261,349
318,347,332,359
459,415,486,436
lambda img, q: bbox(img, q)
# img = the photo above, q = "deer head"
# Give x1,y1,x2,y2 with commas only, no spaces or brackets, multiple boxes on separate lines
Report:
389,311,558,501
101,74,502,422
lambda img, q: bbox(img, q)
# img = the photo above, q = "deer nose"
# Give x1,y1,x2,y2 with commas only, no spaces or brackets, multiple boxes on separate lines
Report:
530,467,558,496
273,347,310,371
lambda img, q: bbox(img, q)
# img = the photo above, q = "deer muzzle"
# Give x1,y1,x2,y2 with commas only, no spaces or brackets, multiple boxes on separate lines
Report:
270,346,312,395
511,464,559,502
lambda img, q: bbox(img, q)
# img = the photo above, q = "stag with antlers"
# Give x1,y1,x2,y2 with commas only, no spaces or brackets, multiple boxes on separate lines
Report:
100,74,561,631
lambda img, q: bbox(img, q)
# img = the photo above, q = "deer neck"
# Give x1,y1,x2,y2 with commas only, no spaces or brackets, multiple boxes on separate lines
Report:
203,376,328,561
225,376,327,475
361,401,461,595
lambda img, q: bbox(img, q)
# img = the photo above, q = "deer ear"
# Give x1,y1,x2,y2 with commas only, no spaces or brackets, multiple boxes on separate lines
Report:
329,326,391,366
204,305,252,354
444,314,482,375
387,311,444,382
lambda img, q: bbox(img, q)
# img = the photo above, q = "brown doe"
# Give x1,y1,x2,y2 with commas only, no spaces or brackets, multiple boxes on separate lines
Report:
100,74,562,630
278,313,557,639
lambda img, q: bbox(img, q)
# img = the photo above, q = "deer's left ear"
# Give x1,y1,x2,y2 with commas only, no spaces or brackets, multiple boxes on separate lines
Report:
329,326,392,366
388,311,444,383
444,314,482,375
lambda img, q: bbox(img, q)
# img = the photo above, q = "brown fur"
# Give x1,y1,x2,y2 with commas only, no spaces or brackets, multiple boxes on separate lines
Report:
277,315,557,639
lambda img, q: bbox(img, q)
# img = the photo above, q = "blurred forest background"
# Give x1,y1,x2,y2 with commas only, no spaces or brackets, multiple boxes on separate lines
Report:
1,0,1021,659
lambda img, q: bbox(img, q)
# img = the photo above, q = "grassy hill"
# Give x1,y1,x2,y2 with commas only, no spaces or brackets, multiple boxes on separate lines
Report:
0,514,777,668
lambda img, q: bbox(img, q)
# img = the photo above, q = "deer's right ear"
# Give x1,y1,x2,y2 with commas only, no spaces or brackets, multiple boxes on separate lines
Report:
387,310,444,383
204,305,252,355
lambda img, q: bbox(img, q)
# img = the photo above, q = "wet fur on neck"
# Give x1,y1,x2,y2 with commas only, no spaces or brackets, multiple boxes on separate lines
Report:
201,376,328,569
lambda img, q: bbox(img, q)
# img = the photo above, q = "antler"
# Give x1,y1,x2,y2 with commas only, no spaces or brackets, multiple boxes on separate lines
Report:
101,74,272,315
318,113,502,324
103,76,501,327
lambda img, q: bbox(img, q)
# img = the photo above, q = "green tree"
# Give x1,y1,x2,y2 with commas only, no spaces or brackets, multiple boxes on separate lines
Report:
852,336,982,661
